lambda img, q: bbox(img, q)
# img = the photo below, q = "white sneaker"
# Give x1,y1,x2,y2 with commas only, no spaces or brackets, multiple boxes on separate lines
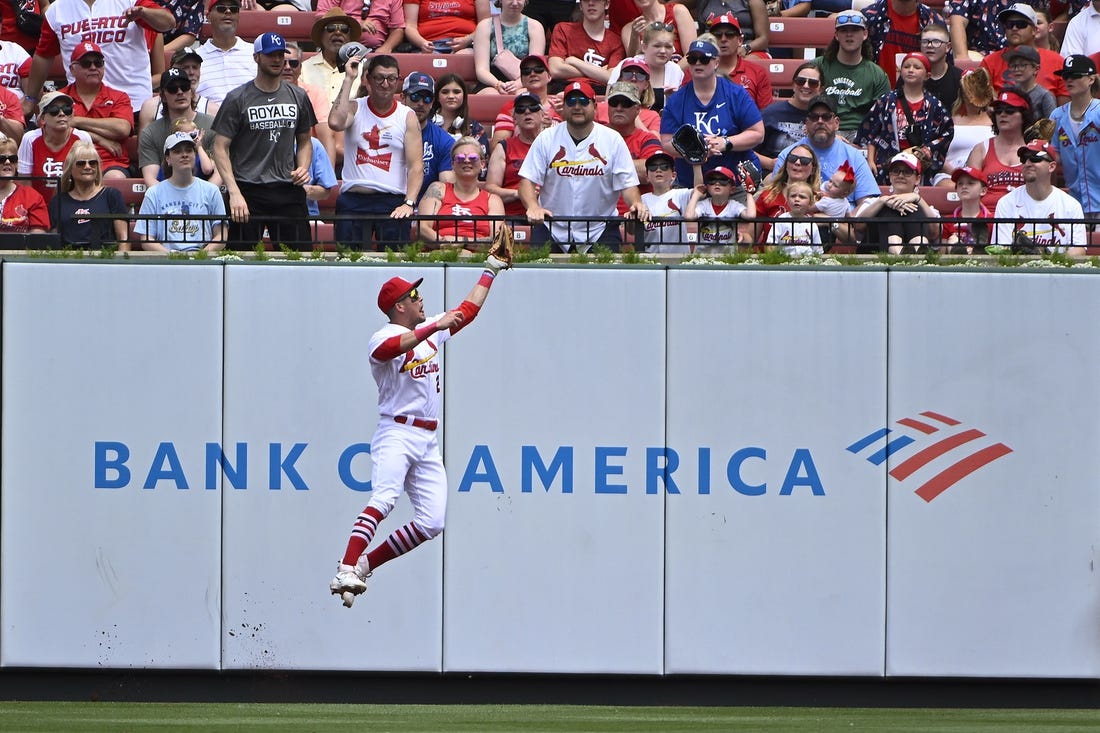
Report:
330,563,367,606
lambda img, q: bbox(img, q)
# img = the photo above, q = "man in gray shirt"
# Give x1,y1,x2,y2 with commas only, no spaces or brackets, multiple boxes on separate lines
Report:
212,32,316,250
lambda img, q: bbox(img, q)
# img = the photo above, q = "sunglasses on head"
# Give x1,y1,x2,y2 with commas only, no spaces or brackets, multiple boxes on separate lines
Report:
454,153,481,163
648,22,674,31
324,23,351,34
406,91,434,103
520,65,546,75
514,102,542,114
1003,19,1031,30
0,155,17,165
793,76,821,88
835,12,864,26
400,288,421,303
75,57,104,69
787,154,813,166
44,105,73,116
645,162,672,171
608,97,637,108
564,95,592,107
212,3,239,12
685,53,714,65
620,70,649,81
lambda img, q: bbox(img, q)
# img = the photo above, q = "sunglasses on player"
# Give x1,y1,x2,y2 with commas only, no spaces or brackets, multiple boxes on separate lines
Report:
400,288,421,303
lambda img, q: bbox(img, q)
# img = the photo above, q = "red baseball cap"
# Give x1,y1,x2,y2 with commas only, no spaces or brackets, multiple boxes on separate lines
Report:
708,13,741,32
621,58,651,75
951,165,988,185
563,80,596,100
704,166,737,182
71,41,103,63
1018,139,1057,162
519,54,548,70
377,276,424,314
994,90,1030,109
900,52,931,73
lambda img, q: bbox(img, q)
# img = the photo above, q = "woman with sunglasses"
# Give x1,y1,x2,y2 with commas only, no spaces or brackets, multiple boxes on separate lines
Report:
488,54,563,149
473,0,546,95
429,74,490,156
48,141,129,249
964,87,1033,208
486,91,543,218
754,143,820,242
607,24,683,113
0,135,49,235
854,52,953,186
417,137,503,249
18,92,94,203
758,63,822,174
620,0,696,59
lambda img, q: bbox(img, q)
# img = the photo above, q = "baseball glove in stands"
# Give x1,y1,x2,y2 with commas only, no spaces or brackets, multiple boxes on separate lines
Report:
672,124,708,164
486,224,514,270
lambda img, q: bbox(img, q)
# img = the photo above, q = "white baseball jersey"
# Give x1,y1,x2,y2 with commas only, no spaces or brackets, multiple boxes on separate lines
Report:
0,42,29,99
994,186,1086,252
641,187,693,253
695,198,747,254
369,315,452,420
519,121,639,242
341,97,414,195
769,213,823,257
195,38,258,105
37,0,161,109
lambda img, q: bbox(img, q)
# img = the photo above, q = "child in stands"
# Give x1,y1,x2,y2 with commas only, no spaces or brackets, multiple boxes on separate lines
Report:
768,180,824,257
687,166,757,255
942,166,992,254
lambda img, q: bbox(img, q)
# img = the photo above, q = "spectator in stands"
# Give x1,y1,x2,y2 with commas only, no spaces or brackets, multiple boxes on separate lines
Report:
979,4,1068,102
138,47,220,137
947,0,1014,61
328,53,423,248
60,43,134,180
474,0,547,95
607,24,683,113
767,180,822,256
0,36,31,100
814,11,891,139
660,39,764,195
282,41,336,171
430,74,490,152
686,165,756,253
48,141,129,249
602,81,662,211
922,22,960,113
212,33,316,250
548,0,625,94
779,0,855,20
163,0,206,54
0,0,42,54
137,131,228,253
639,151,696,252
692,0,769,56
773,96,879,241
402,0,488,54
519,79,649,250
1050,55,1100,224
139,68,219,188
620,0,697,59
0,134,48,233
596,60,660,132
315,0,406,53
196,0,258,104
755,143,821,241
1007,46,1056,120
18,92,93,202
708,16,771,110
402,72,456,198
855,52,953,185
964,88,1032,208
485,90,543,218
25,0,175,114
304,134,339,222
757,62,821,174
862,0,945,85
935,67,993,186
1035,8,1060,53
418,135,504,247
0,83,23,142
303,9,363,125
941,166,991,254
855,151,940,253
1058,0,1100,58
994,139,1086,254
489,54,562,148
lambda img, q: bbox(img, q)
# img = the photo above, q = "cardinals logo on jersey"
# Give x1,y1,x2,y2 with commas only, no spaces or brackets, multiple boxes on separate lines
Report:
549,143,606,177
400,342,439,379
356,124,394,171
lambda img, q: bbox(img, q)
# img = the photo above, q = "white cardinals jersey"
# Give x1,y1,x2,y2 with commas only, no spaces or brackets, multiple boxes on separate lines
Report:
37,0,162,109
518,121,638,242
369,315,452,420
994,186,1086,252
641,187,693,252
695,197,747,254
341,97,415,195
0,42,29,99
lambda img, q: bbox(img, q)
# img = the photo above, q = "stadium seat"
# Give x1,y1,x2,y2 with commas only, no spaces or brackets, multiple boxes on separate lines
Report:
103,178,150,209
468,95,508,126
746,57,805,93
390,53,477,86
765,18,835,58
201,11,317,42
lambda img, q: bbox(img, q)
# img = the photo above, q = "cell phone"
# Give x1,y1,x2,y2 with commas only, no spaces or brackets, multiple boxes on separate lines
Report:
432,38,454,54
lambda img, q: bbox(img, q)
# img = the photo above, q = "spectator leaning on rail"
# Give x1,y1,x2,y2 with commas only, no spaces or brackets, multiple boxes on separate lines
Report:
212,33,317,250
813,11,890,140
401,72,456,200
861,0,946,86
1050,55,1100,225
994,139,1086,255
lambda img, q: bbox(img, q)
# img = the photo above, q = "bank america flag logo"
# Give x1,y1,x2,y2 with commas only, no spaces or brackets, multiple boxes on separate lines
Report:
846,411,1012,502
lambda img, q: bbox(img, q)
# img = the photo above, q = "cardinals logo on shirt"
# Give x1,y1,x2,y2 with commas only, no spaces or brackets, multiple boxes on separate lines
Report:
401,344,440,380
549,144,607,177
356,124,393,171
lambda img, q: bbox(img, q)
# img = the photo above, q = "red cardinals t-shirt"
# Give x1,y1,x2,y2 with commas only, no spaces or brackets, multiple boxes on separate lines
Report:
549,22,626,87
0,184,49,231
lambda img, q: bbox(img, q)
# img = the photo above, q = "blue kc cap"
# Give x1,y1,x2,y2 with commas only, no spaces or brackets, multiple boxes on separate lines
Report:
254,33,287,55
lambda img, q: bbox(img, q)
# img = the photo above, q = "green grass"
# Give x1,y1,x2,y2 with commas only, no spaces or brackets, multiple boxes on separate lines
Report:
1,704,1100,733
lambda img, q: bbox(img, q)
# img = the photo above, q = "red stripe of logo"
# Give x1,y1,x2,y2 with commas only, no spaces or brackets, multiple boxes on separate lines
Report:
914,443,1014,502
889,428,986,481
896,417,938,434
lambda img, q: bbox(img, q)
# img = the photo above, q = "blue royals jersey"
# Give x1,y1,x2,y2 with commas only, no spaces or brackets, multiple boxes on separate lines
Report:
661,76,763,187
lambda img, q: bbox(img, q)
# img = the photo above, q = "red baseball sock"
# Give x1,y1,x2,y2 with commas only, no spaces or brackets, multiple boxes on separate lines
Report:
341,506,385,566
365,522,431,570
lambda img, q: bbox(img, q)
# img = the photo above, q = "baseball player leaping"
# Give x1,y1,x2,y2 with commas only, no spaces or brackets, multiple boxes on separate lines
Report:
330,250,510,607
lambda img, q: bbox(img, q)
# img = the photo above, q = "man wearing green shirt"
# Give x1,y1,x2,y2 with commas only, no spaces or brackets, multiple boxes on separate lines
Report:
814,11,891,138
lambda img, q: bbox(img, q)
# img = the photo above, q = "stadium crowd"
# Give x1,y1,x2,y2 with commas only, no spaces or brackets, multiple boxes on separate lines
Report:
0,0,1097,253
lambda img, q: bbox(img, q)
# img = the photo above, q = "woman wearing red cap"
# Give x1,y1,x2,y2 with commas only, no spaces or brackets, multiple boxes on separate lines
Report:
964,87,1034,208
854,51,953,186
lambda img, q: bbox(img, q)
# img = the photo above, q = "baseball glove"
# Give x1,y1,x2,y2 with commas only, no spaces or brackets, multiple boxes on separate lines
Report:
1025,118,1056,142
672,124,708,164
485,224,514,271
